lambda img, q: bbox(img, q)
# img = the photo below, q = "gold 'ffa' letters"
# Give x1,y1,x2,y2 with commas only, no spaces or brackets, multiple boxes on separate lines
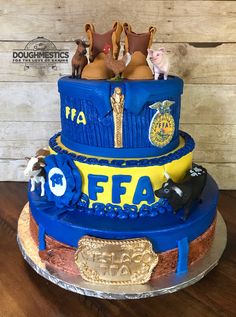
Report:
65,106,87,125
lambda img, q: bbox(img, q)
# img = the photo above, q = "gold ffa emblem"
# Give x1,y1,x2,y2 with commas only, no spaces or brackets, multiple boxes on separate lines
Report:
149,100,175,147
75,236,158,285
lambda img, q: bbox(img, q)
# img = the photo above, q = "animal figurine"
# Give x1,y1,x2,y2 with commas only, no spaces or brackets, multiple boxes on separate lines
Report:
147,48,169,80
155,164,207,220
71,39,89,79
103,43,131,80
24,148,50,196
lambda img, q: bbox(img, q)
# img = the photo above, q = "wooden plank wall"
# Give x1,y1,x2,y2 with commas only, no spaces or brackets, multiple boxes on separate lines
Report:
0,0,235,188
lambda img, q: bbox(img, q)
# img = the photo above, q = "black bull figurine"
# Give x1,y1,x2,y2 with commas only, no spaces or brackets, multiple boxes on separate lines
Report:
155,164,207,220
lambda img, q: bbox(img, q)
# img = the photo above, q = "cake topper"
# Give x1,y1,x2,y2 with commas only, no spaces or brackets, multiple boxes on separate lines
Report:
80,22,157,80
24,148,50,196
71,39,89,79
147,48,169,80
103,43,131,80
155,164,207,220
81,22,123,80
122,23,157,80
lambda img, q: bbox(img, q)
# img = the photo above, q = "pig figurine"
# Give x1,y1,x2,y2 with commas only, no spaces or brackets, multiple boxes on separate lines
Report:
155,164,207,220
147,48,169,80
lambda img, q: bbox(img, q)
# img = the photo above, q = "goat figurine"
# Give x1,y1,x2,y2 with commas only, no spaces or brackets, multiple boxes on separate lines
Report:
71,39,89,79
155,164,207,220
24,149,50,196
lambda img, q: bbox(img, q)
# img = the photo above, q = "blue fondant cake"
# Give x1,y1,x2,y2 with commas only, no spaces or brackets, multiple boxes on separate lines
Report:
26,74,219,283
59,76,183,158
29,175,218,253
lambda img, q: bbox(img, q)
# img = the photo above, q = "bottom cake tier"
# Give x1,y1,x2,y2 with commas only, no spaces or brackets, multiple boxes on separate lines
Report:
28,174,218,285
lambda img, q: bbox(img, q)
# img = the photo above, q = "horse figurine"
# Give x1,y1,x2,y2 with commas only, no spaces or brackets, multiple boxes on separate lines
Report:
71,39,89,79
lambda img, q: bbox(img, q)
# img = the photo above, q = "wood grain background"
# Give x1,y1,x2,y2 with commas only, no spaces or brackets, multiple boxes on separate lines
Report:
0,0,235,188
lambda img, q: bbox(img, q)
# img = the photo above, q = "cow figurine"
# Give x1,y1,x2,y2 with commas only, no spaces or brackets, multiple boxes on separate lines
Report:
24,148,50,196
71,39,89,79
147,48,169,80
155,164,207,220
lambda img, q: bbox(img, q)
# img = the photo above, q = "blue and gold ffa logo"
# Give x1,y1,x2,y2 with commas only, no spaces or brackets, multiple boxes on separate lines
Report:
148,100,175,147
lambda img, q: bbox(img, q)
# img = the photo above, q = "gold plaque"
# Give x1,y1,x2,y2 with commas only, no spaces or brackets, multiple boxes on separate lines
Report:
75,236,158,285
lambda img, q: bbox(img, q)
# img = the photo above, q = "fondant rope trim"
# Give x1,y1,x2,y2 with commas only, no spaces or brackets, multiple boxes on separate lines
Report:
49,131,195,168
77,193,174,219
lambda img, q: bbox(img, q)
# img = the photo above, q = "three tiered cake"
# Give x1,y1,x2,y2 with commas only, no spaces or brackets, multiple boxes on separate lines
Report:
21,22,220,289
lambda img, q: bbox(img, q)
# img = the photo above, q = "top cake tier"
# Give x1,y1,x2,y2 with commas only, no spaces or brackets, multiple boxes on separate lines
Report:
58,76,183,158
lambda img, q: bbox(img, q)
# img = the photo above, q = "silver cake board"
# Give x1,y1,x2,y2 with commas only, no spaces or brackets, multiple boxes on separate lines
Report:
17,203,227,300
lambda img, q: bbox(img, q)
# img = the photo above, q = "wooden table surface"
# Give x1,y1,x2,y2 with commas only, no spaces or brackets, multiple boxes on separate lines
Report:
0,182,235,317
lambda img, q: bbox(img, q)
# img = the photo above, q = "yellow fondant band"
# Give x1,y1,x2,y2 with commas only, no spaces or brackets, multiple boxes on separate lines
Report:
50,136,193,208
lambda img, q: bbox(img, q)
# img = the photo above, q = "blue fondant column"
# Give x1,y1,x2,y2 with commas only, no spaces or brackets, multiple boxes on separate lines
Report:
177,237,189,274
38,224,46,251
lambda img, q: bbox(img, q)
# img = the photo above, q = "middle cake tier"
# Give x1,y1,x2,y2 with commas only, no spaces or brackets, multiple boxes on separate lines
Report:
49,131,194,216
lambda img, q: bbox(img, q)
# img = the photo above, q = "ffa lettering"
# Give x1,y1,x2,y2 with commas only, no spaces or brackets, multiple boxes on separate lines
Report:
88,174,155,205
65,106,86,125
